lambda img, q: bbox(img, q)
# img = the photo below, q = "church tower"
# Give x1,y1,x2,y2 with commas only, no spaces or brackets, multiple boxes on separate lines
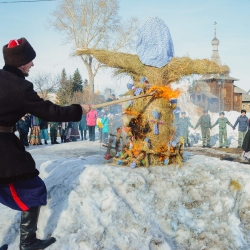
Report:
211,22,222,66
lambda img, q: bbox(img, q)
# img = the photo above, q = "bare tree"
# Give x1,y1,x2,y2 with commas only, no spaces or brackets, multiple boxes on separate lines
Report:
50,0,138,93
67,85,105,105
32,72,60,100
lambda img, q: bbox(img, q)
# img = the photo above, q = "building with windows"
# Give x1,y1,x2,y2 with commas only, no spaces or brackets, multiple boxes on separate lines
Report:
191,22,248,112
242,93,250,112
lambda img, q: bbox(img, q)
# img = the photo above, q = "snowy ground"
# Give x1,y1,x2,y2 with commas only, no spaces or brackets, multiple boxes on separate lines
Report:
1,138,250,250
1,84,250,249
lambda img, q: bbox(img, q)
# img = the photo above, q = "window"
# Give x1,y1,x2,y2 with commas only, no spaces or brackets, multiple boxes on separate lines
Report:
243,105,245,109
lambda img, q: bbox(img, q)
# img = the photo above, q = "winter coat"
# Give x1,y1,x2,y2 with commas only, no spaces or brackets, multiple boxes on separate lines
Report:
233,115,249,132
79,115,88,131
211,117,233,130
96,117,103,129
40,120,48,129
101,117,109,133
72,121,79,130
194,115,211,129
16,118,30,134
30,115,40,128
0,65,82,184
49,122,59,130
86,109,98,126
177,117,194,132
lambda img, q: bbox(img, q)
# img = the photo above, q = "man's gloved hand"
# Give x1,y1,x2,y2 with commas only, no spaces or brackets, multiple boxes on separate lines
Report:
81,104,91,114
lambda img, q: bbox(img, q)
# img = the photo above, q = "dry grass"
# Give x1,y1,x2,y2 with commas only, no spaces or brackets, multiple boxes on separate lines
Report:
76,48,230,166
230,180,242,191
76,49,230,85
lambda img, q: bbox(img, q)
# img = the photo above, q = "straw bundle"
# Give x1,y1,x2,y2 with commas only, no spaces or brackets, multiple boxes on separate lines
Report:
76,48,229,167
76,49,230,84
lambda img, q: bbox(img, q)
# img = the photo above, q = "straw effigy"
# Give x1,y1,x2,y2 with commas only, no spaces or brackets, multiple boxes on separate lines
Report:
76,49,229,84
76,48,229,167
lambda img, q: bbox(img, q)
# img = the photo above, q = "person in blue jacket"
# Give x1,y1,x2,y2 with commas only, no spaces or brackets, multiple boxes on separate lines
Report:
233,109,249,148
102,113,110,144
0,37,90,250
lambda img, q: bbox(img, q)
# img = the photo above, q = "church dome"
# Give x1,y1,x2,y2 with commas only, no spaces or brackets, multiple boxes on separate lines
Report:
212,37,219,45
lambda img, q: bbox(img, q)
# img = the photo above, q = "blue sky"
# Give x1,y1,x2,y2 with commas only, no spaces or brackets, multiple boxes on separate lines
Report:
0,0,249,95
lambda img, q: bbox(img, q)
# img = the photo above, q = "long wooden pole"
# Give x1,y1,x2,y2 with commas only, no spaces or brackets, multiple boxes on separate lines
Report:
91,92,155,109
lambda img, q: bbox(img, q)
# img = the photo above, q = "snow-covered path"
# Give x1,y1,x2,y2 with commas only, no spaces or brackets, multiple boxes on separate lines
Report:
1,140,250,249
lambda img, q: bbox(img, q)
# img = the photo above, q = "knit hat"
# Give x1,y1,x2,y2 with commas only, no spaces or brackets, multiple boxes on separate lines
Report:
181,111,186,115
219,111,225,115
3,38,36,67
203,109,208,113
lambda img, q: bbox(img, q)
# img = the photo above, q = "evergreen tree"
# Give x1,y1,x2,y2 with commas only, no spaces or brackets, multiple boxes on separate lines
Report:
72,68,83,92
57,68,71,105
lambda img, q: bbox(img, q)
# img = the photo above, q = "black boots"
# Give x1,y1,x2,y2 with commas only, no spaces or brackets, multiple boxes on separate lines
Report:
20,206,56,250
0,245,8,250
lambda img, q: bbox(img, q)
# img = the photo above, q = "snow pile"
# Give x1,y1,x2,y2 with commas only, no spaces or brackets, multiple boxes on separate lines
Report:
1,141,250,249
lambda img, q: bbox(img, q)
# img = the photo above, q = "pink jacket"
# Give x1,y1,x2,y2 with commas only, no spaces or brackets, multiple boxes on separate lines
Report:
86,109,98,126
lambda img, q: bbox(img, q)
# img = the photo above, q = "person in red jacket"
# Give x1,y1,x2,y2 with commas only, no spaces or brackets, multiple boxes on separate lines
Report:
0,38,90,250
86,108,98,141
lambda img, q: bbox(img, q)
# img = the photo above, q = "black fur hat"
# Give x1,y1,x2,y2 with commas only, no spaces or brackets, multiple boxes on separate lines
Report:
2,38,36,67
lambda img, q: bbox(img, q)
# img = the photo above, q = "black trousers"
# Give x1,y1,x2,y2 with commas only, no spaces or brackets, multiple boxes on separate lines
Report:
88,126,95,141
20,132,29,146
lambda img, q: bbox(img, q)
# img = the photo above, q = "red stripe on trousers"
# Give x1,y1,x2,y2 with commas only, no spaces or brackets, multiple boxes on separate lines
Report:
8,183,29,211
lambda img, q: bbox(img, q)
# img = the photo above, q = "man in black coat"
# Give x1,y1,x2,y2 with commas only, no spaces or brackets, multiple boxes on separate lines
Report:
0,38,90,250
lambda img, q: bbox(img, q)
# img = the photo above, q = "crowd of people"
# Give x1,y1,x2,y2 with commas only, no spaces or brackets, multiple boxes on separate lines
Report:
15,103,123,148
16,114,83,147
175,108,249,149
16,102,249,152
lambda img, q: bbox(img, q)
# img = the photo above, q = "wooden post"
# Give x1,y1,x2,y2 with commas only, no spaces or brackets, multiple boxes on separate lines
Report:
91,92,155,109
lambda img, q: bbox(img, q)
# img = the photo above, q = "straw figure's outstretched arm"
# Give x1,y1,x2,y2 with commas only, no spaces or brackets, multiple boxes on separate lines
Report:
161,57,230,84
76,48,230,85
76,48,144,80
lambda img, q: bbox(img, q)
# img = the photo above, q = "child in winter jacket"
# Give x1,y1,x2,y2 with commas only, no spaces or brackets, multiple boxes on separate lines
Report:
101,114,109,144
211,111,233,148
233,109,249,148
